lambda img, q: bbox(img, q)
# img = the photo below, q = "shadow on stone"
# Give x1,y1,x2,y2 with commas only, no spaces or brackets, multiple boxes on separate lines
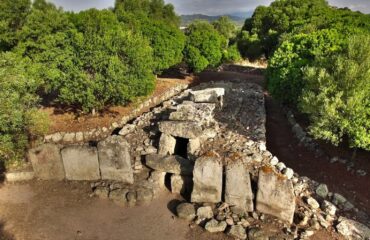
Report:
0,221,14,240
167,199,183,215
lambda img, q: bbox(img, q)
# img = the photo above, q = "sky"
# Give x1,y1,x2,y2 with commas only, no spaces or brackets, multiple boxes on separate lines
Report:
49,0,370,15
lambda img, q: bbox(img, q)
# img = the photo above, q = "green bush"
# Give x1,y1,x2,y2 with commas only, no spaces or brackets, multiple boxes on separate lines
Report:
184,21,226,72
0,52,49,168
299,35,370,150
223,44,242,63
267,29,345,104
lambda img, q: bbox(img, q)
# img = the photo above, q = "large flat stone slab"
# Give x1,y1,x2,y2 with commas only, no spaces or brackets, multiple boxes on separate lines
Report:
146,154,194,175
169,102,215,123
28,144,65,180
256,169,295,224
97,136,133,183
158,121,202,139
190,88,225,103
225,162,254,213
191,153,223,203
61,146,100,181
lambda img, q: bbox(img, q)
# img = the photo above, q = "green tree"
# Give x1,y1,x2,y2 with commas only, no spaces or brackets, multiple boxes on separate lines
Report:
299,35,370,150
184,21,226,72
0,52,49,168
213,16,236,40
0,0,31,51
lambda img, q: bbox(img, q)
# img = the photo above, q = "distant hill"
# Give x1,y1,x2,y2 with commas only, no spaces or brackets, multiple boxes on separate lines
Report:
180,13,251,27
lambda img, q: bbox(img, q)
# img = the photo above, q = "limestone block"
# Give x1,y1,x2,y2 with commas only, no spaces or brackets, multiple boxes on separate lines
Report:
191,153,223,203
146,154,193,175
61,146,100,181
190,88,225,103
169,102,216,123
97,136,133,183
158,133,176,155
28,144,65,180
171,174,192,195
158,121,202,139
225,162,253,213
256,169,295,224
336,217,370,240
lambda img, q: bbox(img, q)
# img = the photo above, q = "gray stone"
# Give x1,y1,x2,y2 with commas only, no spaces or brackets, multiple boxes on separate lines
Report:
118,124,136,136
256,169,295,224
61,146,100,181
171,174,191,195
248,228,269,240
188,138,200,159
190,88,225,103
191,153,223,203
149,171,166,191
225,162,254,213
5,171,34,182
316,184,329,198
177,203,196,221
197,206,214,219
28,144,65,180
169,102,216,123
158,133,176,155
336,217,370,240
97,136,133,183
146,154,194,175
205,219,227,233
322,200,337,216
228,225,247,240
158,121,202,139
333,193,347,206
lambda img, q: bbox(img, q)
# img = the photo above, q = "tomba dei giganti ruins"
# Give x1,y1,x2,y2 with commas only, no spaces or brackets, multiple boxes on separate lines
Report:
25,80,370,240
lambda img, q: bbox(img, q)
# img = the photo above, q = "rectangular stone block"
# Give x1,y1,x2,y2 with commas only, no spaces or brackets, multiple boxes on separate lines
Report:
256,169,295,224
28,144,65,180
190,88,225,103
225,162,254,213
97,136,133,184
158,133,176,155
191,154,222,203
158,121,202,139
61,146,100,181
169,102,216,123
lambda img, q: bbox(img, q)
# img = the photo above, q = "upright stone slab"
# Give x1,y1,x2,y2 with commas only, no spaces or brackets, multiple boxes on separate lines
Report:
158,133,176,155
158,121,202,139
190,88,225,103
225,162,254,213
256,169,295,224
191,153,223,203
61,146,100,181
28,144,65,180
97,136,133,184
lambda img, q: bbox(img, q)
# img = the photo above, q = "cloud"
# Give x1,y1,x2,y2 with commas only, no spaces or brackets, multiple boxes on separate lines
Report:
48,0,370,14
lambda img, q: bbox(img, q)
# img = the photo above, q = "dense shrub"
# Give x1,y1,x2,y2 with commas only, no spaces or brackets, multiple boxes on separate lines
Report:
184,21,226,72
267,29,345,104
212,16,236,40
299,35,370,150
0,52,49,168
223,44,242,63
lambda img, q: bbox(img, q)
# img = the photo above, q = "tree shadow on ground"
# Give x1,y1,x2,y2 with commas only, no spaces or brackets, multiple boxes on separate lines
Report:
0,161,5,184
0,221,14,240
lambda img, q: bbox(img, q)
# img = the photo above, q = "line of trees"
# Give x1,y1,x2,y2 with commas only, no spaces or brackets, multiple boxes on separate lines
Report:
237,0,370,151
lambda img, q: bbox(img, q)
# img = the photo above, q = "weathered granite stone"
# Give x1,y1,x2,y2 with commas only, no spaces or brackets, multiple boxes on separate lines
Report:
256,169,295,224
118,124,136,136
322,200,337,216
205,219,227,233
336,217,370,240
307,197,320,210
191,153,223,203
228,225,247,240
225,162,254,213
197,206,214,219
333,193,347,206
61,146,100,181
28,144,65,180
97,136,133,183
171,174,191,195
158,133,176,155
177,203,196,221
190,88,225,103
169,102,216,123
188,138,200,159
146,154,194,175
158,121,202,139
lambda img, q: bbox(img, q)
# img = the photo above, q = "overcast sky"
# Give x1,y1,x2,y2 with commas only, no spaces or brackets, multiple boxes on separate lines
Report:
49,0,370,15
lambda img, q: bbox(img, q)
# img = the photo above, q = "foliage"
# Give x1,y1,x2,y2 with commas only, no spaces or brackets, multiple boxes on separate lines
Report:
0,52,49,168
299,35,370,150
223,44,242,63
0,0,31,51
212,16,237,40
184,21,226,72
237,31,263,61
267,29,345,104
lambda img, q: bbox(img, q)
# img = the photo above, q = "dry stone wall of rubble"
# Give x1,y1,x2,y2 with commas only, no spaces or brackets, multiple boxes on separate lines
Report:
16,80,370,240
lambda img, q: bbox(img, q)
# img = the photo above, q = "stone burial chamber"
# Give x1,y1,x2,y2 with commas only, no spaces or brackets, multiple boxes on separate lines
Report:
25,80,369,240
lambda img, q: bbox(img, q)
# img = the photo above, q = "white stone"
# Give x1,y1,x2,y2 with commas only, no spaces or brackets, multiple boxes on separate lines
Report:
197,206,214,219
158,133,176,155
307,197,320,209
283,168,294,179
270,156,279,166
336,217,370,240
